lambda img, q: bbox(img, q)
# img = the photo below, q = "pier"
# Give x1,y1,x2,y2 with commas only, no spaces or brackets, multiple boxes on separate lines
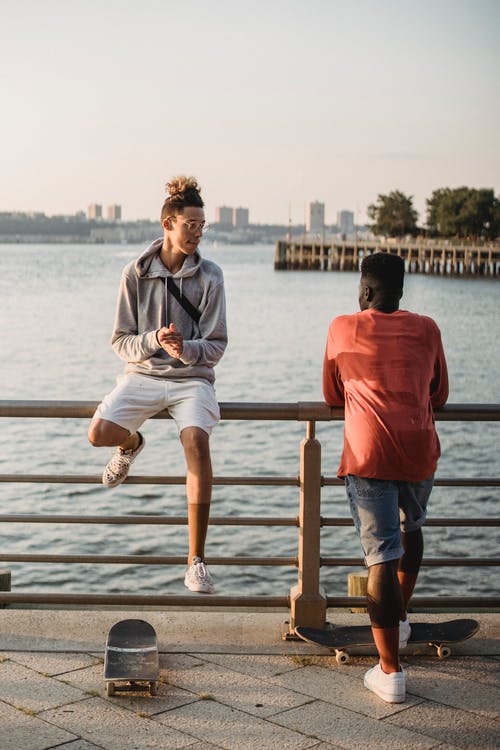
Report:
0,399,498,749
275,238,500,276
0,609,499,750
0,400,498,619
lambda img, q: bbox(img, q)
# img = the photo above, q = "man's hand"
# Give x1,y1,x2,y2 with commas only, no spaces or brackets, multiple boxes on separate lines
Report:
157,323,183,359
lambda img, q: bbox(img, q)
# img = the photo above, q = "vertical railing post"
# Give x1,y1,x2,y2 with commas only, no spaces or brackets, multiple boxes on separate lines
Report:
288,420,327,633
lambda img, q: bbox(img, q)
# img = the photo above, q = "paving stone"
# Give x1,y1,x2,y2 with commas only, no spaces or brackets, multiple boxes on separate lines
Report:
270,663,423,719
198,653,303,678
0,660,88,713
160,653,207,670
165,660,311,717
156,698,316,749
40,696,194,750
386,699,500,749
55,742,106,750
60,662,198,715
270,698,438,750
405,654,500,688
0,699,76,750
405,663,500,720
8,652,101,676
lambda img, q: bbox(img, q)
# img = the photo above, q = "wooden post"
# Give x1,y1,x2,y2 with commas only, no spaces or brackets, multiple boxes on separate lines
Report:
0,569,11,609
347,571,368,613
289,421,327,633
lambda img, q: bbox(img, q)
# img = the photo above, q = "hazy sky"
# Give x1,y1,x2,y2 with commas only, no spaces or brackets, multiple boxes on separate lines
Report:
1,0,499,225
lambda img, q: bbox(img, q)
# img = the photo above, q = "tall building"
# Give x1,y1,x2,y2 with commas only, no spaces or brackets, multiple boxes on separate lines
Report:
215,206,233,227
87,203,102,220
337,210,354,236
233,207,249,228
306,201,325,234
106,204,122,221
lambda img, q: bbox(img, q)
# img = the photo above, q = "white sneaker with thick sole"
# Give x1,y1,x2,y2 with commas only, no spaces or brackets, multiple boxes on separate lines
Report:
364,663,406,703
102,432,145,488
399,617,411,649
184,556,215,594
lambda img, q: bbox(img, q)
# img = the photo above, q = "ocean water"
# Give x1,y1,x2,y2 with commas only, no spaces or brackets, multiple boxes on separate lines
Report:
0,241,498,599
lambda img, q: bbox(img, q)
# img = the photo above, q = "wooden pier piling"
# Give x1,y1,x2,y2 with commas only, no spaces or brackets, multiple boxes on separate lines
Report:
275,239,500,277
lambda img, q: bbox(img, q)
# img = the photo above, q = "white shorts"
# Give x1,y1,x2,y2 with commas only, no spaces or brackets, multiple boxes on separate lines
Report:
94,373,220,436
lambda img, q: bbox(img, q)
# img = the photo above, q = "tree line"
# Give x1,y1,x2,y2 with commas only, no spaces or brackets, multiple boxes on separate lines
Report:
367,187,500,240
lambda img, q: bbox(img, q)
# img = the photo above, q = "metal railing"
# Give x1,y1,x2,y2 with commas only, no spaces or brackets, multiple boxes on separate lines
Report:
0,400,499,631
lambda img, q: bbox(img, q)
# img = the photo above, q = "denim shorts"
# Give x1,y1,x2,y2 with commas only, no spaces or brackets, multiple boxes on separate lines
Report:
345,474,434,567
94,373,220,436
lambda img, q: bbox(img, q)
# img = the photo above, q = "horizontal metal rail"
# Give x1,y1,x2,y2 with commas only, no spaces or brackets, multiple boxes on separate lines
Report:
0,592,498,609
0,592,289,608
0,514,498,527
0,474,299,486
1,474,499,486
0,514,299,526
0,554,297,566
0,400,499,421
1,553,497,567
0,400,498,622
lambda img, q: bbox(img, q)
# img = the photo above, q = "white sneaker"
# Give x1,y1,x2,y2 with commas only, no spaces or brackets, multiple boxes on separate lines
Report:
184,556,215,594
399,617,411,649
102,432,145,488
364,662,406,703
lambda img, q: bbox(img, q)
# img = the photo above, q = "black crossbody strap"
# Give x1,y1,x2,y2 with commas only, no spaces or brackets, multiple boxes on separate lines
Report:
166,277,202,324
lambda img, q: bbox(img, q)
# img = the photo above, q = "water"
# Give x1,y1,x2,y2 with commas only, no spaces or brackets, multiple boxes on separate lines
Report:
0,242,498,599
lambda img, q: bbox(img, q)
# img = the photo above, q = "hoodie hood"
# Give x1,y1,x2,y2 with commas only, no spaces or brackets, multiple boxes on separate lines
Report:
135,237,202,280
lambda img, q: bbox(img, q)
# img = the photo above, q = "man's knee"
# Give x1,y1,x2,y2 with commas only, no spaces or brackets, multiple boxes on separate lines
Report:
181,427,210,460
367,561,403,628
88,419,128,447
400,528,424,573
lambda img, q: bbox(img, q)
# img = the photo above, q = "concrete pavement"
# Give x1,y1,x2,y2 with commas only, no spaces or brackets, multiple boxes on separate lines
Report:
0,609,498,750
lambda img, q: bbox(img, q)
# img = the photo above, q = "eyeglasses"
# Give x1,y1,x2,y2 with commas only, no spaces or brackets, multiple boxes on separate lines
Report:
171,218,210,233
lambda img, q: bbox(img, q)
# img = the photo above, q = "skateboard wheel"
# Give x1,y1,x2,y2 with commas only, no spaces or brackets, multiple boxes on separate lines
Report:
437,645,451,659
335,650,349,665
149,681,158,696
106,682,115,697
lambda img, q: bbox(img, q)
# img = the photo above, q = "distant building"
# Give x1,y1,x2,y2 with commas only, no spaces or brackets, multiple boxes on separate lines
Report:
306,201,325,234
337,210,354,236
215,206,233,227
87,203,102,220
106,204,122,221
233,207,249,228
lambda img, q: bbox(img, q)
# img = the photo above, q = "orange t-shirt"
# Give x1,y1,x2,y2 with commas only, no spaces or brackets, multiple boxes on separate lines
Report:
323,309,449,481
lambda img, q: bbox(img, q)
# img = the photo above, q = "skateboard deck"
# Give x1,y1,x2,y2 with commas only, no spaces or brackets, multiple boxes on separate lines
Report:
104,619,160,696
295,618,479,664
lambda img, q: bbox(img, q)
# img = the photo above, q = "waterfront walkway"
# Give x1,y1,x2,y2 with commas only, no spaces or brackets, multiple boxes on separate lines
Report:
0,609,498,750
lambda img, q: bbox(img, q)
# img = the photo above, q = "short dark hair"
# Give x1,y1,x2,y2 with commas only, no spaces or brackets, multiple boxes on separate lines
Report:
361,252,404,293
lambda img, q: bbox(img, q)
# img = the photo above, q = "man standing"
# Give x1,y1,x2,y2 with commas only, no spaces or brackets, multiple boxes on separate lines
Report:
323,252,448,703
88,176,227,594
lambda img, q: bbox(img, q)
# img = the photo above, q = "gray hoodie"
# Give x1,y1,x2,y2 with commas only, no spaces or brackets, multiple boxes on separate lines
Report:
111,238,227,382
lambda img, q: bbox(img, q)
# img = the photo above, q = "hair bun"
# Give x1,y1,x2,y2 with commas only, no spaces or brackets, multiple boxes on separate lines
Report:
165,175,200,198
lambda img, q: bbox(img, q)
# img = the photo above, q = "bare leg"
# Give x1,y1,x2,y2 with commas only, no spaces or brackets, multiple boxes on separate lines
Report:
180,427,212,562
372,626,400,673
397,572,418,620
88,418,140,450
367,560,403,674
398,528,424,619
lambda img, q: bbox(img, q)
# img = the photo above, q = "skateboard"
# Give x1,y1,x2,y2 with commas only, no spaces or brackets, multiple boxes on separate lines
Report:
295,618,479,665
104,619,160,696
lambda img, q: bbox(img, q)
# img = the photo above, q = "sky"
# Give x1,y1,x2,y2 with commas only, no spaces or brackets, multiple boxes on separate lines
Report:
1,0,499,226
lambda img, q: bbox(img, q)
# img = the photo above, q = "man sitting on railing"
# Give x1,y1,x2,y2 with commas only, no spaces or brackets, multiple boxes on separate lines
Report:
323,251,448,703
88,176,227,595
